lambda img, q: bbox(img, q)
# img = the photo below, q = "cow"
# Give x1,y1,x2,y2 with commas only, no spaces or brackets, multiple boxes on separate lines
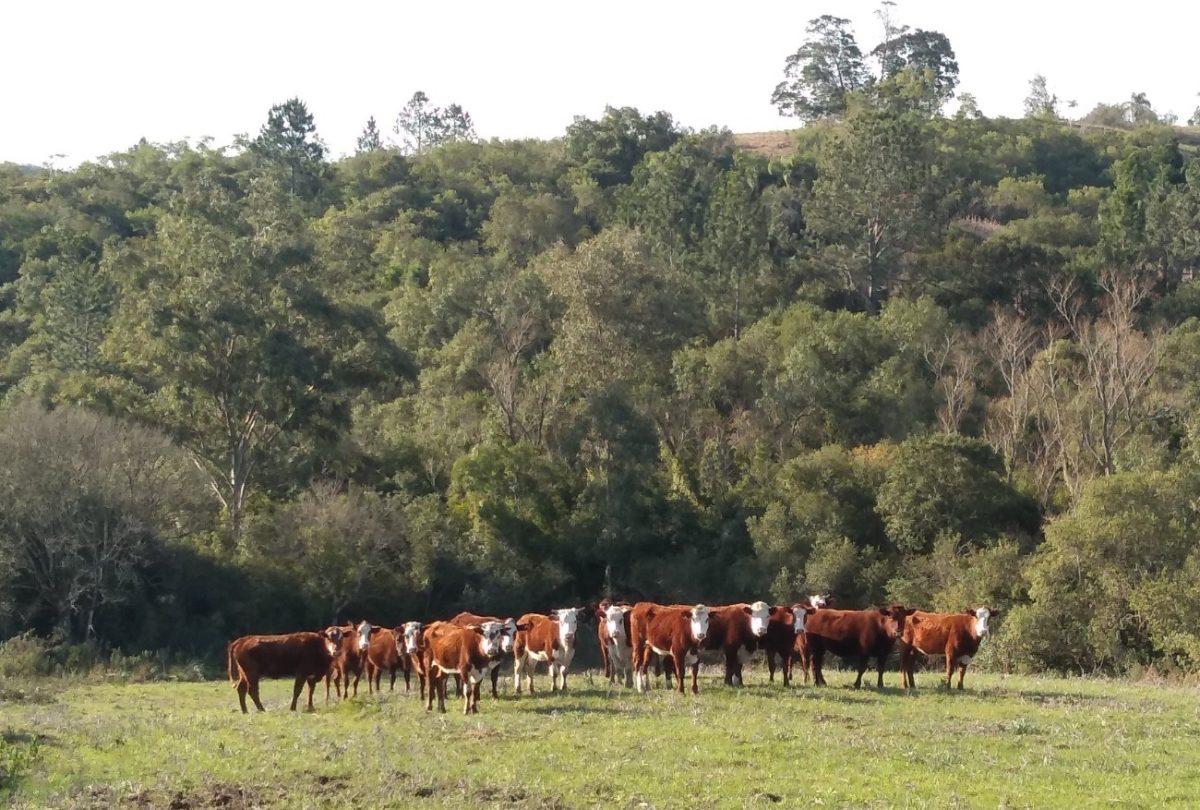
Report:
782,595,830,686
513,607,586,693
629,603,710,695
899,607,1000,690
449,612,520,698
804,605,914,689
703,601,779,686
423,621,507,714
761,601,820,686
364,625,412,694
598,602,634,687
399,621,429,699
325,620,376,701
226,627,344,713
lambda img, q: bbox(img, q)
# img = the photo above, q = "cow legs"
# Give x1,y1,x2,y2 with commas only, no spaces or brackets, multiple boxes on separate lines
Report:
875,653,887,689
306,675,319,710
957,661,968,690
490,663,501,699
691,656,700,695
782,652,793,687
513,653,526,694
290,676,305,711
246,678,266,712
237,678,250,713
672,650,687,694
810,645,826,686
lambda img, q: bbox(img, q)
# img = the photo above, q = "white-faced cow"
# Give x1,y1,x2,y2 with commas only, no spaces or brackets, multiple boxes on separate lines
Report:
900,607,1000,690
599,602,634,687
513,607,586,693
423,622,507,714
629,603,710,694
325,620,377,701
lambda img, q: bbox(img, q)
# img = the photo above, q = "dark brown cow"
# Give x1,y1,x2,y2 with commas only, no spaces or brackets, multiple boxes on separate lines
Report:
226,627,344,713
513,608,585,693
364,626,411,694
325,621,377,701
703,602,779,686
900,607,1000,690
423,622,506,714
804,605,914,689
449,612,519,698
761,600,822,686
628,602,711,694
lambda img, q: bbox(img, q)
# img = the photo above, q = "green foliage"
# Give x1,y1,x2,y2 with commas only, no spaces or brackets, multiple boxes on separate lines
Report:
771,15,869,121
251,98,327,199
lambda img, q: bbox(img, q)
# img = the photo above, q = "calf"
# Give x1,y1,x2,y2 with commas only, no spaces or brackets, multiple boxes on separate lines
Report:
364,626,411,694
227,627,343,713
900,607,1000,690
783,594,831,685
761,601,820,686
424,622,506,714
450,612,520,698
804,605,913,689
598,602,634,687
629,603,710,694
325,620,376,701
400,621,429,699
513,607,586,693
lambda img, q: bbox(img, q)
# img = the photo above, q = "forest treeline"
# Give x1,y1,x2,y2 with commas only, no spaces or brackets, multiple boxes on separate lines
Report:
3,14,1200,676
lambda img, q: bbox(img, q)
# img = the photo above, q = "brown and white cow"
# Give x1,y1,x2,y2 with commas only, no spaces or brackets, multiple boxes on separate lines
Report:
804,605,914,689
598,602,634,687
779,594,830,685
227,627,344,713
513,608,586,694
364,625,411,694
325,620,376,701
423,621,507,714
449,612,520,698
399,621,429,699
900,607,1000,690
761,601,820,686
629,603,710,694
703,601,780,686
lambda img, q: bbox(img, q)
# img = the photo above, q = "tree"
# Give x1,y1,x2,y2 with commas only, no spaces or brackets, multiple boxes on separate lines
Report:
356,116,383,154
806,103,941,312
564,106,680,189
1189,93,1200,126
1023,74,1059,119
872,29,959,109
771,15,869,121
251,98,326,197
394,91,440,155
437,103,477,144
104,175,402,548
1125,92,1159,126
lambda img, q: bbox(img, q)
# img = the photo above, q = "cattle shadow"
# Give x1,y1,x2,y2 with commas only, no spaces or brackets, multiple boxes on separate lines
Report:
518,703,631,716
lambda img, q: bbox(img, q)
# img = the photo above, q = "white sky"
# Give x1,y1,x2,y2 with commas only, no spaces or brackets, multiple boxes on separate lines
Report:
3,0,1197,167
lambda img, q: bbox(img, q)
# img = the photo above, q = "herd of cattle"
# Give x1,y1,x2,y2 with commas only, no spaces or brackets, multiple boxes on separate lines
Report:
225,597,1000,715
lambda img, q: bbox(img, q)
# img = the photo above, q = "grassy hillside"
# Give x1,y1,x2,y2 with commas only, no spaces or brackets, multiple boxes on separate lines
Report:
4,666,1199,808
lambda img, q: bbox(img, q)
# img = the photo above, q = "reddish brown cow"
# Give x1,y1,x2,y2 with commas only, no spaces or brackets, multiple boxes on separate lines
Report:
597,601,634,687
628,602,711,695
226,627,344,713
804,606,914,689
513,608,585,693
364,626,412,694
761,599,823,686
325,621,377,701
449,612,519,698
900,607,1000,690
423,622,506,714
702,602,779,686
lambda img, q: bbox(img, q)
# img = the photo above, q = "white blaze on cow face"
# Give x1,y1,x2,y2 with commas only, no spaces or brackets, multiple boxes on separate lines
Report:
555,608,580,646
807,594,828,609
500,618,518,653
604,605,627,644
323,627,344,657
748,601,772,637
478,621,504,657
974,607,993,638
402,622,422,654
791,605,812,633
356,621,373,651
690,605,710,643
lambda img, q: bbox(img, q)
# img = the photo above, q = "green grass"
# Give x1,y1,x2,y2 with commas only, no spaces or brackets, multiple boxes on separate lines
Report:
3,664,1200,808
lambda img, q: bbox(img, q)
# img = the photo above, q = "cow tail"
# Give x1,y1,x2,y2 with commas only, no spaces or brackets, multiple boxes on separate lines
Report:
227,642,237,686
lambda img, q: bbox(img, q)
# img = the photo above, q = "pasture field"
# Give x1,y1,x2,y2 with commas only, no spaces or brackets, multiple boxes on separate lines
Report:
3,665,1200,809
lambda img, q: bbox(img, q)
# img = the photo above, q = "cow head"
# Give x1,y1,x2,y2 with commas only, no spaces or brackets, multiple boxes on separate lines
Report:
499,618,519,653
355,620,374,651
806,594,831,609
790,603,817,633
603,604,630,642
967,607,1000,637
743,601,774,637
321,626,345,657
400,621,423,654
877,605,916,639
552,607,583,646
686,604,710,643
477,620,505,658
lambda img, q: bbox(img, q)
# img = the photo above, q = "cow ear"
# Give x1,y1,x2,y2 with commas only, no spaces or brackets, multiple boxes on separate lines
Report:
681,610,693,619
742,605,753,616
768,605,780,616
878,607,891,616
516,622,531,632
910,615,922,625
964,609,976,616
989,607,1002,617
904,608,916,617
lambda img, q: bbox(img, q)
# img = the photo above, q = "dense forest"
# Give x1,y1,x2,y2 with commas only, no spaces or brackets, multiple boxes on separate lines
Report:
2,13,1200,677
